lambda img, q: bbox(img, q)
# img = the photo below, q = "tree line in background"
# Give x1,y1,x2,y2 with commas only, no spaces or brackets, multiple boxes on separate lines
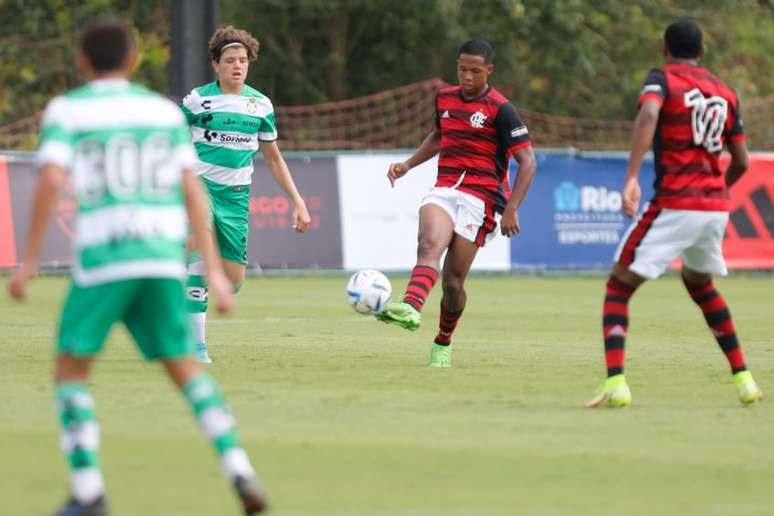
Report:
1,0,772,127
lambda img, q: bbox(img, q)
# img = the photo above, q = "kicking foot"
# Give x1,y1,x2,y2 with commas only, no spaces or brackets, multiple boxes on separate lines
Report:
585,374,631,408
374,302,421,331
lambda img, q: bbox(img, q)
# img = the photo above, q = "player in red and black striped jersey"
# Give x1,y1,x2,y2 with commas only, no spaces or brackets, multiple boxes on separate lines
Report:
587,19,762,408
375,39,537,368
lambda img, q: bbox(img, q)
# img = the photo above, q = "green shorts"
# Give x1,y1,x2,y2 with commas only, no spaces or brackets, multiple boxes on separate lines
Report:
202,177,250,265
57,278,192,361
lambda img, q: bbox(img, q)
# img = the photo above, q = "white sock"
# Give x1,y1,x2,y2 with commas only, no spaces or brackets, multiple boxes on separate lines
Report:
190,312,207,345
71,467,104,504
221,447,256,480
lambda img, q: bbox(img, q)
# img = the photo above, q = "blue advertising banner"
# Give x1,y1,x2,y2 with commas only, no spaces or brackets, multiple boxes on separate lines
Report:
510,153,655,269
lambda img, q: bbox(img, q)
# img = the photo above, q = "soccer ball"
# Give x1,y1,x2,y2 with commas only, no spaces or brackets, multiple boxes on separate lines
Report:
345,269,392,314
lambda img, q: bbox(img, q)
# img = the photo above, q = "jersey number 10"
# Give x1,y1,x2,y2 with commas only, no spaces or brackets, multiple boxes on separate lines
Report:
683,88,728,154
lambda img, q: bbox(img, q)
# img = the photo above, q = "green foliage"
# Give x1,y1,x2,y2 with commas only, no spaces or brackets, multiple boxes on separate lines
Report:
0,0,170,125
0,0,771,126
222,0,773,119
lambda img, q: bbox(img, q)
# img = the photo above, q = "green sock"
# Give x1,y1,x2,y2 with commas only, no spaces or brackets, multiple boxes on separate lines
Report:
182,374,255,480
56,382,105,503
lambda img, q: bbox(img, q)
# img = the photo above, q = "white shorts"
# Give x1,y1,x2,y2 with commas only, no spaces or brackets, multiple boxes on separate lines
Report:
615,204,729,279
420,187,498,247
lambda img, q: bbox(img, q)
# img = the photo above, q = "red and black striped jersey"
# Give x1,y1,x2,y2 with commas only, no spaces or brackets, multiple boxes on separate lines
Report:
435,85,531,212
638,63,744,211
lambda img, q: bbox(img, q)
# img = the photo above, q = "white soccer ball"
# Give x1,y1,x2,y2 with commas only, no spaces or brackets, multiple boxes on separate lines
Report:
345,269,392,314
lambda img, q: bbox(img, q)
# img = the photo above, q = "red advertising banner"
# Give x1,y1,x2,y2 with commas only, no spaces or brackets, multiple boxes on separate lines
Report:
0,155,17,267
724,153,774,268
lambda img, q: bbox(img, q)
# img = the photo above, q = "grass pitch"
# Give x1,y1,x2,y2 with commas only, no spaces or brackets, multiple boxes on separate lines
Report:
1,275,773,516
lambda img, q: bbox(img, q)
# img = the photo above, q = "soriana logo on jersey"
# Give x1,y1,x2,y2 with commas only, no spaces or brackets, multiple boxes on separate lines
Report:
552,181,626,245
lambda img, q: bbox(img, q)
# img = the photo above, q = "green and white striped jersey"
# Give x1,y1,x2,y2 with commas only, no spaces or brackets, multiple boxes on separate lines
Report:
36,79,198,287
180,81,277,186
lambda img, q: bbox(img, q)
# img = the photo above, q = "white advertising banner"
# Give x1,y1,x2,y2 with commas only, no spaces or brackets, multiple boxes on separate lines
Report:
337,153,511,271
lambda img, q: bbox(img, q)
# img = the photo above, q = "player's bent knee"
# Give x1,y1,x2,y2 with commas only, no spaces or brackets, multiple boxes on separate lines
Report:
416,238,446,261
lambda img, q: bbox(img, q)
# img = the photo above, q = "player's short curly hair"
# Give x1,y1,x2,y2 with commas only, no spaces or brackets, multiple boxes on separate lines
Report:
209,25,260,62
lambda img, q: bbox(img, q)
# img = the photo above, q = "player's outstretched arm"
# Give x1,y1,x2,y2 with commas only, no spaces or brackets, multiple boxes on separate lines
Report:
8,164,67,301
387,129,441,187
623,99,660,218
260,140,311,233
500,145,537,236
182,170,235,314
725,138,749,188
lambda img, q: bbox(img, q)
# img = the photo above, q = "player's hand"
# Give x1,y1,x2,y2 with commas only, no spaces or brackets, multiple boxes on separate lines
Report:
622,178,641,219
291,198,311,233
387,162,410,187
208,272,236,315
500,209,521,237
8,263,37,301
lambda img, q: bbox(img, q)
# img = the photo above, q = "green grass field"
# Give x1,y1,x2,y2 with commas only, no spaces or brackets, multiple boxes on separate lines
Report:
1,275,773,516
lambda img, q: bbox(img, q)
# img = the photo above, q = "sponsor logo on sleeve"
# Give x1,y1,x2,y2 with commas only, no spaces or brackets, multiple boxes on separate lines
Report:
640,84,663,95
510,126,528,138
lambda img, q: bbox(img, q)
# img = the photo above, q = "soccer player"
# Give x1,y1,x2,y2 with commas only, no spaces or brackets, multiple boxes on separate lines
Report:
586,19,763,408
180,26,311,363
7,19,267,515
376,39,537,368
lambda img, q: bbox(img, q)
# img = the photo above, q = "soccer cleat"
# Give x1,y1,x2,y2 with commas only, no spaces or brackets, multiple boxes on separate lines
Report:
196,343,213,364
585,374,632,408
429,343,451,368
234,475,268,515
54,496,108,516
374,302,421,331
734,370,763,405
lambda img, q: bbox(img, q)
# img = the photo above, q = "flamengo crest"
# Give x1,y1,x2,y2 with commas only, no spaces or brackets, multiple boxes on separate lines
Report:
469,110,487,128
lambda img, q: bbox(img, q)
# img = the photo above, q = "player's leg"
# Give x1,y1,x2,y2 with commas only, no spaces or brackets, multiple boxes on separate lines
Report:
163,358,267,514
186,247,211,364
53,281,133,516
585,263,645,408
126,278,266,513
376,200,454,330
206,181,250,359
430,234,479,367
680,211,762,404
586,205,676,408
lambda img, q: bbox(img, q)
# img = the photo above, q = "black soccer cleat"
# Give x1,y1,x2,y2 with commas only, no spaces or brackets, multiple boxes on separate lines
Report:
53,495,108,516
234,475,268,514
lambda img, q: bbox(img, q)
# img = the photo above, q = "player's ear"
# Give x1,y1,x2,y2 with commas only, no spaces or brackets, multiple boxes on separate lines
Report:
75,51,93,80
124,48,139,76
487,63,494,75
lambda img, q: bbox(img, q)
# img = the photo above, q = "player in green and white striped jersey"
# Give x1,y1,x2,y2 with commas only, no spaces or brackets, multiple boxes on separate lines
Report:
181,25,311,363
8,19,267,516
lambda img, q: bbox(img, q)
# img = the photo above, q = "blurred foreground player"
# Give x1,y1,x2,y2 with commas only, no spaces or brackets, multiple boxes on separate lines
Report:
8,18,267,515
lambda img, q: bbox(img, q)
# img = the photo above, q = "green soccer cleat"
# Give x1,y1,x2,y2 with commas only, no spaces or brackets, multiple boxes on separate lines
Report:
585,374,632,408
429,343,451,368
734,370,763,406
374,302,421,331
